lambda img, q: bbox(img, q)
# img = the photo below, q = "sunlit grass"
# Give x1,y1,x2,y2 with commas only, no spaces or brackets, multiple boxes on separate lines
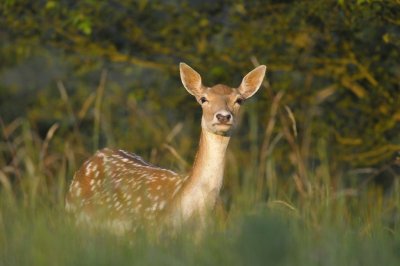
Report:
0,90,399,265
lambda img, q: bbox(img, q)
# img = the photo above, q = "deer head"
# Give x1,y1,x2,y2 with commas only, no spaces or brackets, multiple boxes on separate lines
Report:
180,63,266,136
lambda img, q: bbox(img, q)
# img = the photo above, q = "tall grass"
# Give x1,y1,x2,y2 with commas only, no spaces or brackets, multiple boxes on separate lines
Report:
0,78,399,265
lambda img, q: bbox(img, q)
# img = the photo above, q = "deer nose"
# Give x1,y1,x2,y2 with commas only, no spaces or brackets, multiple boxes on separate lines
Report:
216,112,232,124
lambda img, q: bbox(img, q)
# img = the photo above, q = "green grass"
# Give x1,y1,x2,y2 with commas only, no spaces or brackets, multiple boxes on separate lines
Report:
0,97,399,265
1,194,399,266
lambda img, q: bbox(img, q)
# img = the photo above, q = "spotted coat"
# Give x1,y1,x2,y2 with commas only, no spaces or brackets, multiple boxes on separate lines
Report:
65,148,188,231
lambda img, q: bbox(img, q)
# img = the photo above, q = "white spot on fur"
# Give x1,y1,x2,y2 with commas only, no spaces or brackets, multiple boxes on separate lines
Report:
158,200,166,210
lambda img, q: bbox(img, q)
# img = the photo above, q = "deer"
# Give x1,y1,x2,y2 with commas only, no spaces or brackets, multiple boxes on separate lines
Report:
65,63,266,234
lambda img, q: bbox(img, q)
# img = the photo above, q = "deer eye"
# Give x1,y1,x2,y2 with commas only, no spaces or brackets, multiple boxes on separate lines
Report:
200,97,208,104
235,98,244,105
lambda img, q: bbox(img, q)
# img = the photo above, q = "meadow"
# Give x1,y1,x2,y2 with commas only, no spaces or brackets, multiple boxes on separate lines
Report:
0,85,399,265
1,1,399,265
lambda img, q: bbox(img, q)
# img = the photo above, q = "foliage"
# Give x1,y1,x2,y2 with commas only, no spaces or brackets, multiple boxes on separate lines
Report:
1,0,399,179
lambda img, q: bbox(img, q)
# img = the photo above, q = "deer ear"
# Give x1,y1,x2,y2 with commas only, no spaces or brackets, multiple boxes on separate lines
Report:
238,65,266,99
180,63,204,96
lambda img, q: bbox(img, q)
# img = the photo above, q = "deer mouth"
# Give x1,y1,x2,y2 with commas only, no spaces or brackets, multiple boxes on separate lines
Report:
213,123,233,128
212,123,234,135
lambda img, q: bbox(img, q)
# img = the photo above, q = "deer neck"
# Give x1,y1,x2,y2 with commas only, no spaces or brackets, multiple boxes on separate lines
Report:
190,128,230,193
174,127,230,222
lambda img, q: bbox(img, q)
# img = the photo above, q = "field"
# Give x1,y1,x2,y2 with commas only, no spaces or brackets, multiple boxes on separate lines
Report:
1,1,399,265
0,103,399,266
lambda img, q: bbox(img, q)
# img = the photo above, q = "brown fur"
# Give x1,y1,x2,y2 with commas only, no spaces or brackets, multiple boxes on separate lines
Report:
65,63,266,233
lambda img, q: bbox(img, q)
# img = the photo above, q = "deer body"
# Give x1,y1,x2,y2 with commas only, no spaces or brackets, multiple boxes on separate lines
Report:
66,63,266,233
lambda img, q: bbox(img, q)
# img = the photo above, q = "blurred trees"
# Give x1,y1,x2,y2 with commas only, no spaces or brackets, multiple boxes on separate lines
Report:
0,0,399,189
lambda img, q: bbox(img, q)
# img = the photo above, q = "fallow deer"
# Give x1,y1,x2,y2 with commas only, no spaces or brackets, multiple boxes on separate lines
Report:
65,63,266,233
